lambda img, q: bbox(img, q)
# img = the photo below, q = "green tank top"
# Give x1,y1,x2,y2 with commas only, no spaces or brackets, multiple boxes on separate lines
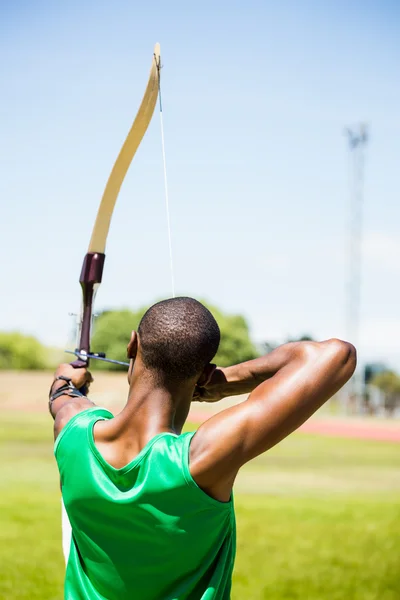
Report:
55,407,235,600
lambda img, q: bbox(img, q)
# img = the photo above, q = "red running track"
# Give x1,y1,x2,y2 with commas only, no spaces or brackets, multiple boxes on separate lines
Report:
189,411,400,443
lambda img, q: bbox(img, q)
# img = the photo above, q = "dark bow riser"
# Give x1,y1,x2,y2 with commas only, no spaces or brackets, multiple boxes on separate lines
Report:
75,252,105,365
69,252,130,369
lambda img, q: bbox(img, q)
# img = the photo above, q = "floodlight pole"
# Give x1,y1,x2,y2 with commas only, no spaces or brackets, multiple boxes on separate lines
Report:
345,124,368,411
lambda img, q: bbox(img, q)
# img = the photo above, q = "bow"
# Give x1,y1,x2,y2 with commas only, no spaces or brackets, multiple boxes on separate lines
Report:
66,44,161,370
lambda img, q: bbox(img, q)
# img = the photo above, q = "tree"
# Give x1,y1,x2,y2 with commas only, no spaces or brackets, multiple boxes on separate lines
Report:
371,370,400,417
90,309,147,370
0,332,47,370
204,303,258,367
286,334,315,343
262,334,315,354
90,302,258,370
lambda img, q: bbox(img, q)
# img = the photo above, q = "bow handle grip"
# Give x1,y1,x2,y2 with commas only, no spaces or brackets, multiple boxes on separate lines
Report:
69,358,90,395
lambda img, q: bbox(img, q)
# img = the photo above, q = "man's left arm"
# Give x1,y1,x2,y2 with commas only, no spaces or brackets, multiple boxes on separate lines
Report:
49,364,96,441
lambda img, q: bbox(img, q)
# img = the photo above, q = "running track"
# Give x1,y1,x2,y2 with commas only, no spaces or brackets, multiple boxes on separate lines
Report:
189,410,400,443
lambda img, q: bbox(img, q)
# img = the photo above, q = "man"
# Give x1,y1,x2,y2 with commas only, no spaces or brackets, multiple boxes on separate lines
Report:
50,297,356,599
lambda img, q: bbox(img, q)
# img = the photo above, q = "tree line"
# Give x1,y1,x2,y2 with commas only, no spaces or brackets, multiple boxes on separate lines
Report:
1,302,399,416
0,302,259,370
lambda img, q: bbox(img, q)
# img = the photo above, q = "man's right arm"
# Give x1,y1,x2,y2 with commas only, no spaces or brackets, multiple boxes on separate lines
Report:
189,339,356,502
194,347,310,402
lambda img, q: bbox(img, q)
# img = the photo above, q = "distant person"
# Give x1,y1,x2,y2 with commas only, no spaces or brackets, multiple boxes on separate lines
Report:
49,297,356,599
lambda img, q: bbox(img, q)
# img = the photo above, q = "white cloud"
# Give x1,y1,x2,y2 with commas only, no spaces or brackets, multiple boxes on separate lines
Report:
360,318,400,351
363,231,400,273
358,317,400,369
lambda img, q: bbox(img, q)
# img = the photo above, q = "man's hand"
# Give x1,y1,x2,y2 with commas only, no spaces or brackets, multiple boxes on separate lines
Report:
193,368,228,403
52,364,93,395
50,363,96,439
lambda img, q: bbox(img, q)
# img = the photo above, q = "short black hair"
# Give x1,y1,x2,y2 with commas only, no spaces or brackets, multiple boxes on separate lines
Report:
138,297,220,380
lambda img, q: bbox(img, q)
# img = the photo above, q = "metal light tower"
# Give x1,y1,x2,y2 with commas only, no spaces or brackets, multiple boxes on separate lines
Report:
345,124,368,408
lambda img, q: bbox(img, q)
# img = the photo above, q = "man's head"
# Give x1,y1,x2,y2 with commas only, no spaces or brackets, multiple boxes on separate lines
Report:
130,297,220,383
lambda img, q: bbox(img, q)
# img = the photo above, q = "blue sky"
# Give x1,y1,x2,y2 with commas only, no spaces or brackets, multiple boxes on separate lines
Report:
1,0,400,368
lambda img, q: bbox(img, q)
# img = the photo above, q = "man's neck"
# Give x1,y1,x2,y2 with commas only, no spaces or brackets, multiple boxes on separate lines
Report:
114,366,194,442
92,365,196,470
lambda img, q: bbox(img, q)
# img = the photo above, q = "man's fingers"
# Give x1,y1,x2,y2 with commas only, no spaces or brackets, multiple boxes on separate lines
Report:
81,371,94,393
53,362,94,394
192,385,205,402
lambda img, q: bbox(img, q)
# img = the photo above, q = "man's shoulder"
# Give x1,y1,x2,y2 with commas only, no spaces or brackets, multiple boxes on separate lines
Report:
55,406,113,452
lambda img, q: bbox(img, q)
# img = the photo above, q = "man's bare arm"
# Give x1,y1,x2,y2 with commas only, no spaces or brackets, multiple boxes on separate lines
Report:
190,339,356,501
49,364,95,440
193,350,304,402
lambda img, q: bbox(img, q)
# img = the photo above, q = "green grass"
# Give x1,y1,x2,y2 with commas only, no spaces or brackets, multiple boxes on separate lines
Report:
0,412,399,599
234,496,399,600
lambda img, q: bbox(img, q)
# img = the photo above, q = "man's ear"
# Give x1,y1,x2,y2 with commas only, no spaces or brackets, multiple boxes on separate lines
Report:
127,331,138,385
196,363,217,388
127,331,138,360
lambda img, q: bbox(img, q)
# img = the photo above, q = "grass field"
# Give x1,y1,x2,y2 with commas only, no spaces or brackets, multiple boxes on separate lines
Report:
0,372,399,599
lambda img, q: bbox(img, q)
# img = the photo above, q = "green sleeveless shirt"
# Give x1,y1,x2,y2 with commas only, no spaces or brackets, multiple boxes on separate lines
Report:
55,407,235,600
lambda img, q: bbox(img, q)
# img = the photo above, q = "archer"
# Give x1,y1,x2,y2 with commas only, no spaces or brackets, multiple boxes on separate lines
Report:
49,296,356,599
